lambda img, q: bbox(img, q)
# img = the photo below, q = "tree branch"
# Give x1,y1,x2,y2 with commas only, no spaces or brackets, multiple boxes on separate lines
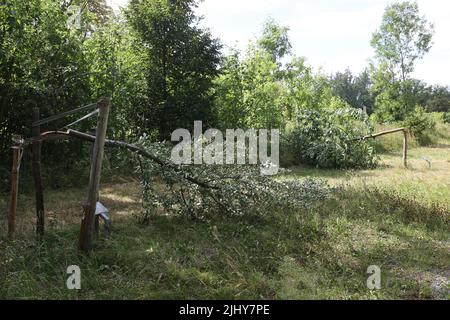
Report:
27,129,220,190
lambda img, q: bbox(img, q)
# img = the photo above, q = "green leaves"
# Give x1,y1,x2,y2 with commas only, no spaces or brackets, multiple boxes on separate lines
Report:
373,4,431,77
257,18,292,62
402,105,435,139
214,21,342,131
83,15,147,139
330,69,374,113
127,0,222,139
0,0,90,152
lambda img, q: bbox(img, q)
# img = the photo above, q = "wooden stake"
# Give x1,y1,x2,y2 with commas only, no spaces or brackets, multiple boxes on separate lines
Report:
94,190,100,238
402,129,408,168
8,146,21,240
32,107,45,238
79,98,110,252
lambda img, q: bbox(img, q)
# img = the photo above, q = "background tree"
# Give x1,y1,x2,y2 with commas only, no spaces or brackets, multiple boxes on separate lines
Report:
330,69,374,113
0,0,97,188
0,0,90,154
127,0,222,139
409,79,431,108
82,0,113,26
62,0,113,35
214,20,353,132
371,1,433,83
84,15,147,140
370,1,434,121
426,85,450,113
213,50,246,129
214,20,296,129
257,18,292,63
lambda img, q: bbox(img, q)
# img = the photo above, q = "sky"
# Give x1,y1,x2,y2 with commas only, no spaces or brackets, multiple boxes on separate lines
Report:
108,0,450,86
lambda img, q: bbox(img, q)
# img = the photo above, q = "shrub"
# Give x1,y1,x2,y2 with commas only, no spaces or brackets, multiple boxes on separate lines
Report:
443,112,450,124
402,106,436,145
402,106,435,134
286,108,378,169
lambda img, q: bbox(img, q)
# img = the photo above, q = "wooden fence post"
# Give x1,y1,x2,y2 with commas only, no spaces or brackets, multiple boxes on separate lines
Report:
95,189,101,237
79,98,110,252
32,107,45,238
402,129,408,168
8,146,21,240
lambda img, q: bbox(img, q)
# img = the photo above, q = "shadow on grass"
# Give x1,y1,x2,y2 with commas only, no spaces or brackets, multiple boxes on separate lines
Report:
1,182,448,300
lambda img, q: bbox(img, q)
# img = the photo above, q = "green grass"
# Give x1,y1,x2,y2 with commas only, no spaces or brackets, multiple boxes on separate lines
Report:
0,123,449,300
0,183,448,300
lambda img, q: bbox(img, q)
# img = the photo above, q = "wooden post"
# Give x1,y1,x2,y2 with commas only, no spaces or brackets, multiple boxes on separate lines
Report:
94,190,100,237
32,108,45,238
79,98,110,252
402,129,408,168
8,146,21,240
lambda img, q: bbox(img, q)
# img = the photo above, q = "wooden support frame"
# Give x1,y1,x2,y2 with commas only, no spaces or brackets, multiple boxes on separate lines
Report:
30,129,223,190
79,98,111,253
7,99,111,247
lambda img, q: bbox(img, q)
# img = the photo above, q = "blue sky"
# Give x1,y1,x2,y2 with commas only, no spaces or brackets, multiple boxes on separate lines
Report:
109,0,450,86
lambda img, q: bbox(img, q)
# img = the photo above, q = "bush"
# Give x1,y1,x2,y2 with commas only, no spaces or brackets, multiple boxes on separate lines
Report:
285,108,378,169
443,112,450,124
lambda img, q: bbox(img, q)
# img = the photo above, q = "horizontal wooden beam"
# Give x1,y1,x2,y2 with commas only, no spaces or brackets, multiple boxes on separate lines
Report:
353,128,406,141
32,103,97,127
